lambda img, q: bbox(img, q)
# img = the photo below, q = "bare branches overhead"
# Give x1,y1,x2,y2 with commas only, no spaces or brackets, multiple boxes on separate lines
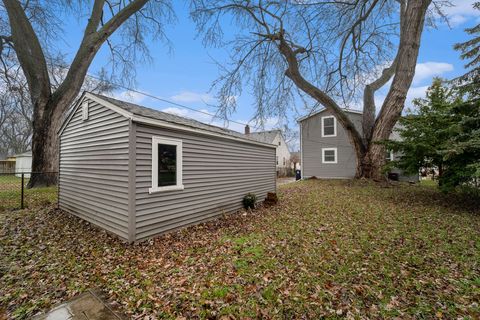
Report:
192,0,438,179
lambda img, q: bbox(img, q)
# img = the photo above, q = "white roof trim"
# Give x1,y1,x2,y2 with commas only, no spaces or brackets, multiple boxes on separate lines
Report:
297,107,364,122
59,92,276,149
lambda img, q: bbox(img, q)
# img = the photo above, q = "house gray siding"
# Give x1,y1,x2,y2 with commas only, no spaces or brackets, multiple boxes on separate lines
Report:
301,110,362,179
59,98,130,239
134,124,276,241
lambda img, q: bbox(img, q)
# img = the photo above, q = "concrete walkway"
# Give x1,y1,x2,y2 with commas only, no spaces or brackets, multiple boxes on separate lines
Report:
277,177,296,186
33,290,125,320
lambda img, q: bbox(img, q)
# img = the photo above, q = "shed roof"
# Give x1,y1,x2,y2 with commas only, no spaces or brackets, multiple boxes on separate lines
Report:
60,92,276,148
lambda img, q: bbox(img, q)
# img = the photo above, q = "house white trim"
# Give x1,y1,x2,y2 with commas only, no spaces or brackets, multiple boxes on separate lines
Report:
149,136,184,193
322,147,338,164
300,124,304,178
321,115,337,137
82,100,89,121
297,107,363,122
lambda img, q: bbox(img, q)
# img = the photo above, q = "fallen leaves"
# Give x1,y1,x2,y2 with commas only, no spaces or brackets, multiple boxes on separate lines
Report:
0,180,479,319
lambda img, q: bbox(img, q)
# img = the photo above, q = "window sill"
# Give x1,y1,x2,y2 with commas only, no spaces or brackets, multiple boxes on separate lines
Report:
149,185,184,194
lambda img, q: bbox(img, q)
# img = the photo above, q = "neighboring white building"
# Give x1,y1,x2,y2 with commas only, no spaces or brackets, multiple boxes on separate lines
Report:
15,151,32,178
246,128,292,176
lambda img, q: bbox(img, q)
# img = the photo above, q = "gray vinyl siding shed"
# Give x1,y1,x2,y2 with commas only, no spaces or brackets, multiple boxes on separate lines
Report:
59,92,276,242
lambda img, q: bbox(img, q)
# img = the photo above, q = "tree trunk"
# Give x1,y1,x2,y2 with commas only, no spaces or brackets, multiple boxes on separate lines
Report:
27,98,63,187
356,0,431,180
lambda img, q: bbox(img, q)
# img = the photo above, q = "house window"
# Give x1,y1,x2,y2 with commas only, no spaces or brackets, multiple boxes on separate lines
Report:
322,148,337,164
149,136,184,193
82,100,89,121
283,157,286,166
278,141,281,146
276,156,279,165
385,150,394,162
321,116,336,137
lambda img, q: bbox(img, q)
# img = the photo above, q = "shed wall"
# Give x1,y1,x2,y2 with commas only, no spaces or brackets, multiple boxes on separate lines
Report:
134,124,276,241
59,98,130,239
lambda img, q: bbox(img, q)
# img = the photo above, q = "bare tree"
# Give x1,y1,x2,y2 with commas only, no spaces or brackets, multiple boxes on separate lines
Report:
0,52,115,160
191,0,442,180
0,0,174,186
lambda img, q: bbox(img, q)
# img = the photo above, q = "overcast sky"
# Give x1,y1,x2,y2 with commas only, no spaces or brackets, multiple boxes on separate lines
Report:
59,1,480,151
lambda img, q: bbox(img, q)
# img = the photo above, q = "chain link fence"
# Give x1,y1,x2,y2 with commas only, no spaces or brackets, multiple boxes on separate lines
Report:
0,172,58,211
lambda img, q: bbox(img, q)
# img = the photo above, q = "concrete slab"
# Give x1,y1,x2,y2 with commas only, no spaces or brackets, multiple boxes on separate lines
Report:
277,177,296,186
33,290,124,320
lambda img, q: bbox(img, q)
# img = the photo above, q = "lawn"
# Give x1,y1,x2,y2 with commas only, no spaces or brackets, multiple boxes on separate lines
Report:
1,180,479,319
0,175,57,211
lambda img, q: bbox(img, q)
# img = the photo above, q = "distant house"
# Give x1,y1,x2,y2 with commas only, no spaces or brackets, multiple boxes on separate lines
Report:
0,156,16,174
298,108,418,181
245,129,291,176
58,92,276,243
15,151,32,177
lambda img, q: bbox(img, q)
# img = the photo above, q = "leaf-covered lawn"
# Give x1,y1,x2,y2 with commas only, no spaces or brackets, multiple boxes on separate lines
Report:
1,180,479,319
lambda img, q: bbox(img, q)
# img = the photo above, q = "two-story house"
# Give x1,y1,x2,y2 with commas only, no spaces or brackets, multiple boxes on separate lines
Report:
298,108,418,181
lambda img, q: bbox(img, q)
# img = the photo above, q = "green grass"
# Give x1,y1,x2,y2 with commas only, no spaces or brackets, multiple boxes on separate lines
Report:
419,178,438,187
1,180,479,319
0,175,57,211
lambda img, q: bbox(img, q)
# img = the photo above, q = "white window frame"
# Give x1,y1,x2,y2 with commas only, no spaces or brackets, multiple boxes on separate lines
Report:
82,100,89,121
386,150,394,162
149,136,184,193
322,147,338,164
321,115,337,137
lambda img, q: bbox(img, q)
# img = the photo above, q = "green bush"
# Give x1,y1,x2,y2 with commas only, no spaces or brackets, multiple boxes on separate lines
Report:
243,193,257,209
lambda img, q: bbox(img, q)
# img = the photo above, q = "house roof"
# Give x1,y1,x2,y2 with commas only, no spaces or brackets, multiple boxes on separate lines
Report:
247,130,281,144
297,107,363,122
59,92,276,148
14,151,32,158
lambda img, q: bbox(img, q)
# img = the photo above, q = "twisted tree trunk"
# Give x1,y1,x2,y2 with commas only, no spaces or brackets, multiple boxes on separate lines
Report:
276,0,430,181
359,0,430,180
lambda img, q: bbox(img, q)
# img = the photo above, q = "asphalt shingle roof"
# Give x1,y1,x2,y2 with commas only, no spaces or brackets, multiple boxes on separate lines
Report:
92,93,270,145
246,130,280,144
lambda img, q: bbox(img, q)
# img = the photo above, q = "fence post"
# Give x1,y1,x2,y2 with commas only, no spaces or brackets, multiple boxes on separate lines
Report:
21,173,24,209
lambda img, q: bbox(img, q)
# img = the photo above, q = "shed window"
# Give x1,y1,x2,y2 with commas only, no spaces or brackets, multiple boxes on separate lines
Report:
149,137,184,193
321,116,336,137
322,148,337,164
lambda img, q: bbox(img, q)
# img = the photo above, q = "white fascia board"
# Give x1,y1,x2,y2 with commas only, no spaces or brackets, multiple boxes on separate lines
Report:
78,92,276,149
57,91,134,136
297,108,364,122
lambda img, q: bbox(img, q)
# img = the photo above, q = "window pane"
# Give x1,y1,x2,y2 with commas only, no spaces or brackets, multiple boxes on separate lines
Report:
158,144,177,187
324,150,336,162
324,117,334,126
323,118,335,135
